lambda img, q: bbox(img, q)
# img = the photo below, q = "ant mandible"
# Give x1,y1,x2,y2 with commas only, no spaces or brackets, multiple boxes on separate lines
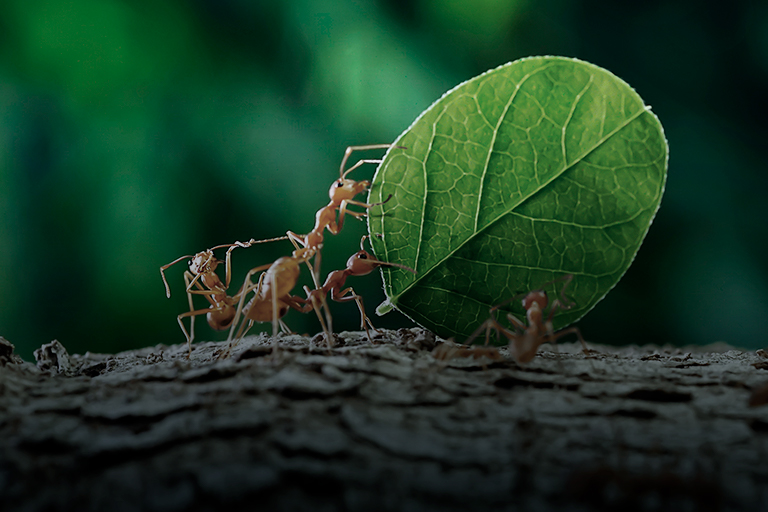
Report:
159,237,287,356
301,235,417,343
465,274,589,363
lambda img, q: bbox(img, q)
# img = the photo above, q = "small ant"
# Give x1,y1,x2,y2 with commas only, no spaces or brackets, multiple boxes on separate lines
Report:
302,235,416,343
465,274,589,363
159,237,287,356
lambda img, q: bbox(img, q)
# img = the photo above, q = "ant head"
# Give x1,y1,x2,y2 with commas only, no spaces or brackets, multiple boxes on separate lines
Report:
346,250,380,276
522,290,548,311
188,250,218,275
329,177,370,204
346,245,417,277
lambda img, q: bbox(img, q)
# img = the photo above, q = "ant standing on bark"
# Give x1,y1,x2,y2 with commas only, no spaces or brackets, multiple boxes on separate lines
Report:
225,246,323,355
159,237,287,357
163,145,408,356
464,274,589,363
301,235,416,344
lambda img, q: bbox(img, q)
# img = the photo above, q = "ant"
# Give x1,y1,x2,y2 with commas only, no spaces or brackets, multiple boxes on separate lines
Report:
302,235,416,343
159,237,287,356
280,144,401,338
464,274,589,363
225,246,324,354
287,144,401,286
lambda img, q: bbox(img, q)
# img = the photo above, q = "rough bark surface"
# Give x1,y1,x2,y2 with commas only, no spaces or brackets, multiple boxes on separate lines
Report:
1,331,768,512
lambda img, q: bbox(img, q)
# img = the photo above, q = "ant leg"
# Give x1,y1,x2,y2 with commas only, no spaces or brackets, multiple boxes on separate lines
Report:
289,243,333,340
331,286,376,342
548,326,590,357
299,286,334,346
182,271,200,352
312,251,334,337
542,321,565,370
160,254,193,298
287,230,321,290
346,197,392,209
177,307,221,358
465,319,495,347
504,313,528,336
214,235,290,253
339,144,396,176
336,201,351,235
341,158,382,179
222,318,256,359
335,196,392,235
222,244,241,290
269,269,281,356
227,265,270,344
556,274,576,309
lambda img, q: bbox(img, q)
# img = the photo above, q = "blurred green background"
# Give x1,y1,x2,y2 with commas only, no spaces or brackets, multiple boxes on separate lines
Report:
2,0,767,360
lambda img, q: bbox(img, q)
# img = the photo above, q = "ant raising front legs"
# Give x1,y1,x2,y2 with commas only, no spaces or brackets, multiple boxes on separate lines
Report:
464,274,589,363
287,144,400,283
302,235,416,343
159,237,287,357
282,144,401,337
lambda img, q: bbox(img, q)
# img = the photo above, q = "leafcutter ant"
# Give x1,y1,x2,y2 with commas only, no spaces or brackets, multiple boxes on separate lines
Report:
159,237,287,356
465,274,589,363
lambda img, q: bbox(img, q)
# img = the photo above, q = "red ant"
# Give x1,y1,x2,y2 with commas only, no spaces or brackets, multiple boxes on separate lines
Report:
302,235,416,343
279,144,400,337
225,246,322,353
287,144,400,284
465,274,589,363
159,237,286,356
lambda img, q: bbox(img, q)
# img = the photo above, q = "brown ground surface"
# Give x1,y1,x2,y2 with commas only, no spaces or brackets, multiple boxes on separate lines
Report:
2,331,767,511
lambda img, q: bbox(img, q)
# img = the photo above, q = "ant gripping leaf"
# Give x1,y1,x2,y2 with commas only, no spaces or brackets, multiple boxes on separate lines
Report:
368,56,668,342
301,235,417,344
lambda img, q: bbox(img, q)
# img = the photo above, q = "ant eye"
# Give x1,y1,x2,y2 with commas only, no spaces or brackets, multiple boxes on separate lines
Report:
358,253,367,259
335,181,343,187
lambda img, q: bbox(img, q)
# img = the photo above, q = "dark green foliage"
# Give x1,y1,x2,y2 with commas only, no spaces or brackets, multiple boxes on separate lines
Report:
1,1,767,358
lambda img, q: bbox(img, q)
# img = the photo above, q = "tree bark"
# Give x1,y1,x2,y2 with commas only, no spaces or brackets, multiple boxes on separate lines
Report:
1,331,767,512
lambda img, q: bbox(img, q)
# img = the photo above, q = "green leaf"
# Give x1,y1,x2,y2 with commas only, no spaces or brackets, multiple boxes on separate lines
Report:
367,56,667,341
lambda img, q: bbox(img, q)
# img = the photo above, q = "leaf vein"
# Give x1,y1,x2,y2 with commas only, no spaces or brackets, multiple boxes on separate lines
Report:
474,63,557,232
